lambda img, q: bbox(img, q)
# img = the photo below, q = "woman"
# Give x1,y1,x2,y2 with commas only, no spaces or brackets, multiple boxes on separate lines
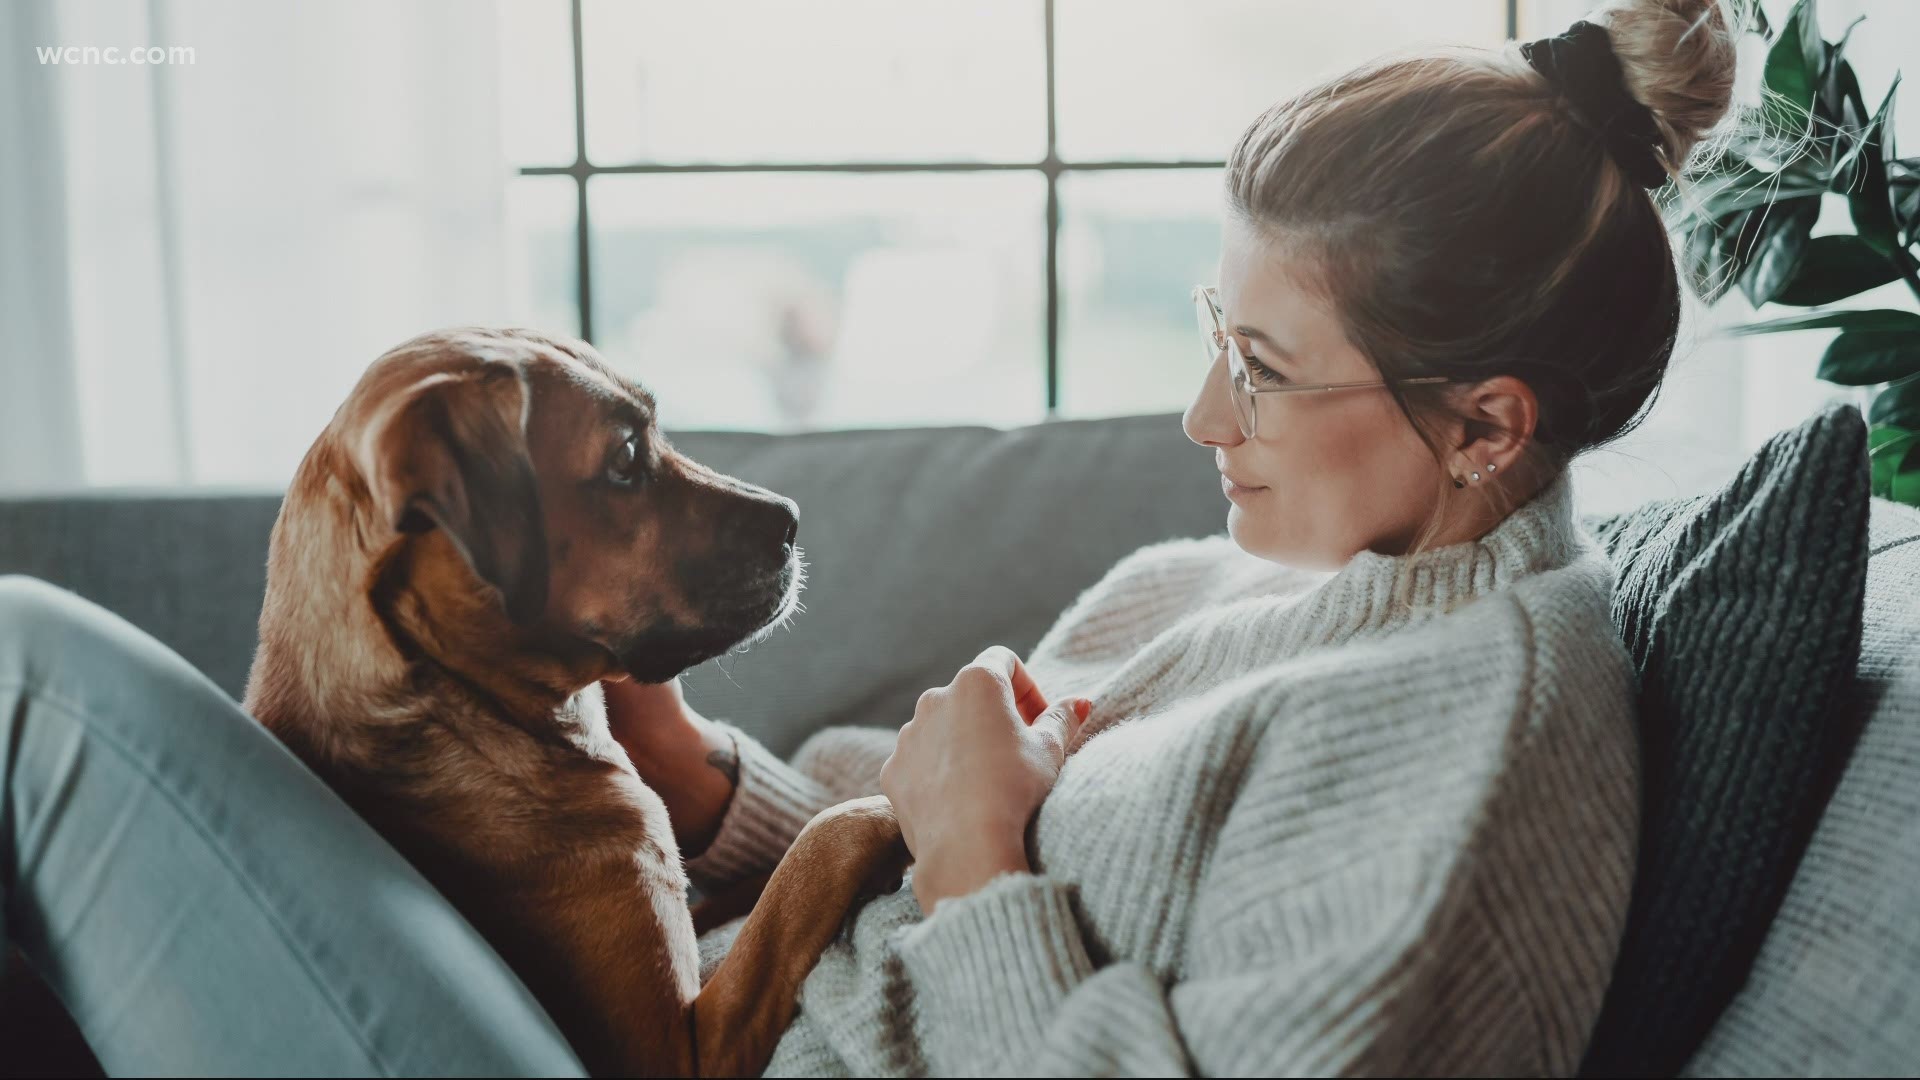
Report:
617,1,1738,1074
0,1,1739,1074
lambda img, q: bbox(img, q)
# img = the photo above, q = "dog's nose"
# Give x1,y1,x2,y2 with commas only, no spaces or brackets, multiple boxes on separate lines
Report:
776,499,799,554
737,494,798,555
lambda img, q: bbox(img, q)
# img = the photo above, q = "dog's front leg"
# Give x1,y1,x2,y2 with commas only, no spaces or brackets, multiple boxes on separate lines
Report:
687,795,910,1078
496,854,708,1078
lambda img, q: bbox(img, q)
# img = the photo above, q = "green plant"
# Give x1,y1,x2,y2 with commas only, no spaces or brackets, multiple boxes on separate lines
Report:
1668,0,1919,504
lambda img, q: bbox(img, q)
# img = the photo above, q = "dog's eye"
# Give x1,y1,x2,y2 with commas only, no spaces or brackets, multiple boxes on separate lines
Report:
607,435,643,488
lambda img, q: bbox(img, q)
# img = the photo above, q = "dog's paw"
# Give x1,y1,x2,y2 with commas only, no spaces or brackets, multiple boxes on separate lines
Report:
796,794,897,845
795,795,910,898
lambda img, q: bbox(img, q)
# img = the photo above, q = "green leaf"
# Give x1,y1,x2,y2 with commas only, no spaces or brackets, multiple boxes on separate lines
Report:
1868,423,1920,498
1834,77,1897,182
1773,235,1905,306
1711,207,1769,299
1764,0,1821,132
1683,220,1739,303
1895,457,1920,506
1814,18,1868,131
1725,308,1920,336
1869,372,1920,429
1816,328,1920,384
1821,66,1879,191
1892,161,1920,245
1681,162,1829,222
1798,0,1827,87
1739,196,1822,306
1843,76,1903,258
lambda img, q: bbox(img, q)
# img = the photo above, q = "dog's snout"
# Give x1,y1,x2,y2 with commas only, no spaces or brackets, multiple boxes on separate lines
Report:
722,493,798,558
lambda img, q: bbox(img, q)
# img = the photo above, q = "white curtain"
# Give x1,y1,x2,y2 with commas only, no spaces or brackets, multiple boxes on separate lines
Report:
1,0,513,492
1,0,84,491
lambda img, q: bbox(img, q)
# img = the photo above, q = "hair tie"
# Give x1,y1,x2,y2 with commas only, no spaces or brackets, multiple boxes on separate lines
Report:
1519,20,1669,189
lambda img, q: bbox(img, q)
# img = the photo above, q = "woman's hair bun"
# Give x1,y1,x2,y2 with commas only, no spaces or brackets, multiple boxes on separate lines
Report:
1595,0,1744,171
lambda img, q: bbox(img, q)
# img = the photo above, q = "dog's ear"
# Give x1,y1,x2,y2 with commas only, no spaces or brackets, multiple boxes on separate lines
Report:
355,367,550,624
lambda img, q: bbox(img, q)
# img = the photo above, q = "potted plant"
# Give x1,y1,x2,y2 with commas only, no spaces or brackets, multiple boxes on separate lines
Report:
1671,0,1918,504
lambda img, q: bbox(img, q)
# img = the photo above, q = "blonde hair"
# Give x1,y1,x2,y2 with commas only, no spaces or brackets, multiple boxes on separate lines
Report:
1224,0,1750,554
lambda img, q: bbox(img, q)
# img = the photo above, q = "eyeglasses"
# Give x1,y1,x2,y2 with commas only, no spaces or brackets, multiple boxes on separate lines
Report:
1193,285,1450,439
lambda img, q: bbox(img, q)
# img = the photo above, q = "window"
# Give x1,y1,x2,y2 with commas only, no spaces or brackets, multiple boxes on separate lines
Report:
502,0,1518,431
25,0,1869,509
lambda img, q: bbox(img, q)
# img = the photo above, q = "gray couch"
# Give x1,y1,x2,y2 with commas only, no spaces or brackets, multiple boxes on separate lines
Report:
2,412,1917,1076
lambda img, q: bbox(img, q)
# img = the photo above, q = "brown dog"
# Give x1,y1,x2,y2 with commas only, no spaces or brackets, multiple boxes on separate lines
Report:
242,327,906,1077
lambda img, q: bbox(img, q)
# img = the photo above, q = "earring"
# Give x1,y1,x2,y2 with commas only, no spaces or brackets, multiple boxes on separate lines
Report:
1455,462,1496,488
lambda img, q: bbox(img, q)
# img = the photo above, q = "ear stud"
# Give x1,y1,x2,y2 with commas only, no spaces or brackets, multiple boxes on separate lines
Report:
1453,462,1497,488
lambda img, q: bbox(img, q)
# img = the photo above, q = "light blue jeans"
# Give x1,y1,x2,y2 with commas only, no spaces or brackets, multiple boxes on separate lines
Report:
0,575,590,1077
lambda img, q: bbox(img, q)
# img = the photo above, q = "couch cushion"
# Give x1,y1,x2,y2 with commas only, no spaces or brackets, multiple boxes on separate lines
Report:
1574,402,1873,1077
1679,497,1920,1077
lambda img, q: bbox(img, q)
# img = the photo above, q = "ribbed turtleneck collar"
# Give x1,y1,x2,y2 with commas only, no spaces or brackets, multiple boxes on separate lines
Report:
1300,468,1584,636
1039,468,1590,739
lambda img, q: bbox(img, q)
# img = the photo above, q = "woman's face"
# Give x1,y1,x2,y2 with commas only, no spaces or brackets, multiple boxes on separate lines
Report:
1183,215,1452,570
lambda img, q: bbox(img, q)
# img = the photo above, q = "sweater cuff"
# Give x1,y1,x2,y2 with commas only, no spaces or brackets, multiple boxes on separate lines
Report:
682,720,838,893
896,872,1098,1065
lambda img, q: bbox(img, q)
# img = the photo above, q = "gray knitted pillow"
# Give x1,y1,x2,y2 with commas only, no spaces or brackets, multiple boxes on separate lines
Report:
1681,499,1920,1076
1574,401,1872,1079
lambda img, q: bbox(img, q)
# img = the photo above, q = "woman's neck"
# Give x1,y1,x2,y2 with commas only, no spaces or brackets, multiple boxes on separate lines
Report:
1369,457,1558,558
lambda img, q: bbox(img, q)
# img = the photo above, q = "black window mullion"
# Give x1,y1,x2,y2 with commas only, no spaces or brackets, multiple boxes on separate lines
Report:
570,0,593,344
1043,0,1060,416
521,160,1221,176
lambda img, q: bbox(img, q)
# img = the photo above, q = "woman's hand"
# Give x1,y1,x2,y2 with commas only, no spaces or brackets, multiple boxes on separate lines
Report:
880,646,1091,916
602,675,738,857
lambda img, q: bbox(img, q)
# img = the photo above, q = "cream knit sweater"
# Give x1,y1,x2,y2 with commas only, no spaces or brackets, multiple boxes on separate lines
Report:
687,467,1640,1077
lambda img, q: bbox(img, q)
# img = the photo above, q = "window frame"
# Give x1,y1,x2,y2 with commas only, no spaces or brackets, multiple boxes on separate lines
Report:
518,0,1520,417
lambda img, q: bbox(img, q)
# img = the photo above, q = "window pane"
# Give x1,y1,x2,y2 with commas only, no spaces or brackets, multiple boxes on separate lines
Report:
1059,170,1225,419
506,176,580,338
589,173,1045,430
497,0,578,166
1056,0,1509,161
581,0,1046,165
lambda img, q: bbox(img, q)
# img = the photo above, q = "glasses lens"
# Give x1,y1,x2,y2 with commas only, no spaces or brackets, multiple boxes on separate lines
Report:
1226,351,1257,438
1197,288,1258,438
1194,290,1222,366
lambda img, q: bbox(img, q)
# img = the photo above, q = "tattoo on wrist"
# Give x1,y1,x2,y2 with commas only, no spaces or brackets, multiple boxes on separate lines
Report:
705,747,740,787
